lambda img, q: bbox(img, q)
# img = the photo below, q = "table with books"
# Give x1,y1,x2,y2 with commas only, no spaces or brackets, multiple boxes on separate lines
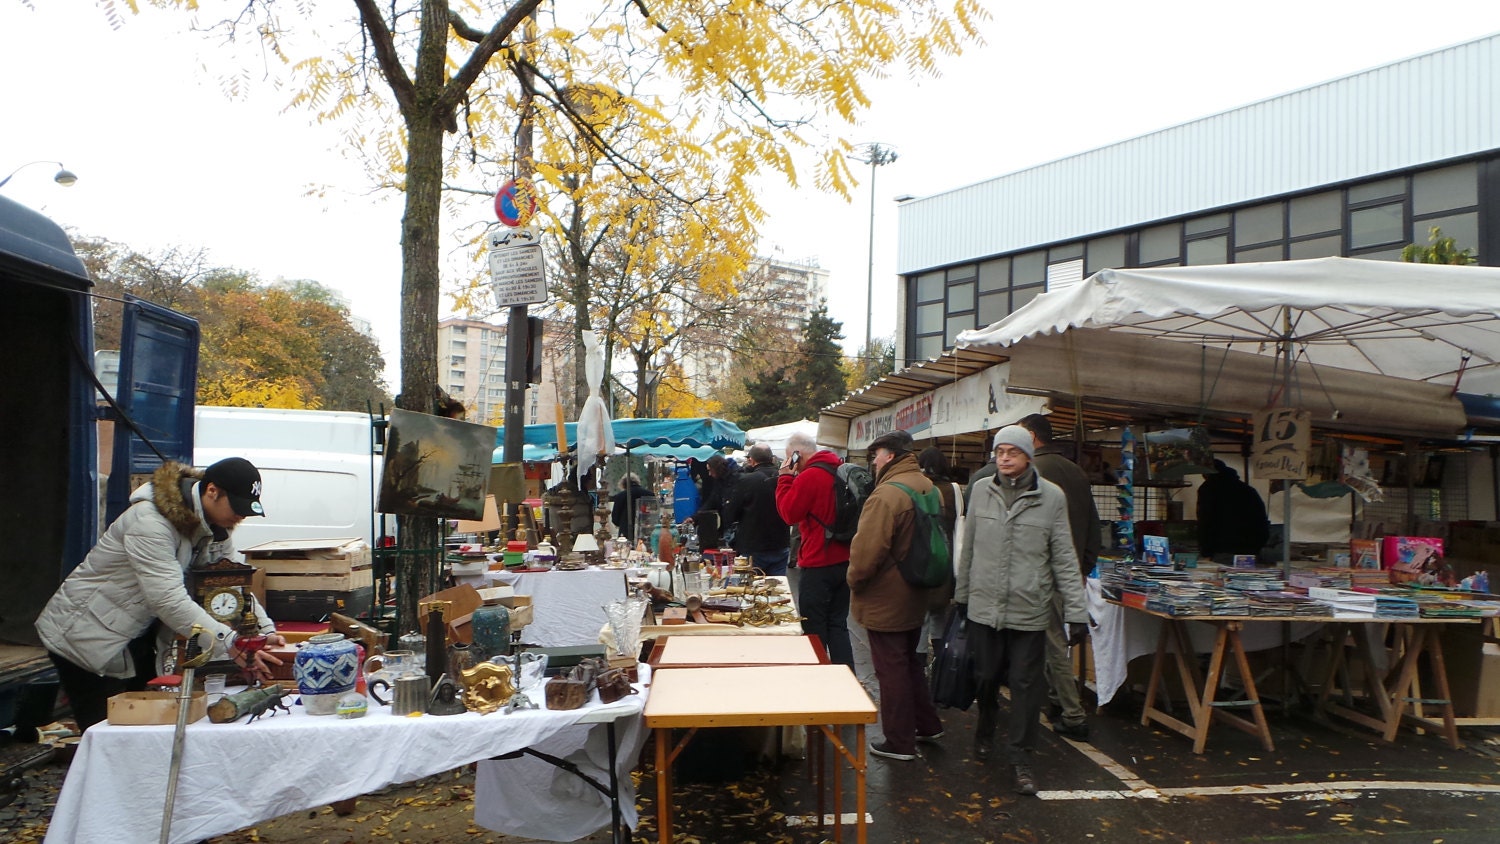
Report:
1100,565,1490,753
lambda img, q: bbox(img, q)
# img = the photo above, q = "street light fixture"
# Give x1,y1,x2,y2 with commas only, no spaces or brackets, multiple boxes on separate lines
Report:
0,160,79,191
848,142,897,380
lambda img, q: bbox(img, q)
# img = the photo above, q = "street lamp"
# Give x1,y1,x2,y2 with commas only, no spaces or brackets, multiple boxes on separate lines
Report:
0,160,79,191
848,142,897,379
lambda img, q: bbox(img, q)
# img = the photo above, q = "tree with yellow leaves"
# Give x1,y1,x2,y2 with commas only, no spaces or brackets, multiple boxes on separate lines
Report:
126,0,984,631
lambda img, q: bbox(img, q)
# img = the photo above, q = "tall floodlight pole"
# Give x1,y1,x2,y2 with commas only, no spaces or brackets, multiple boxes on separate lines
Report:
850,143,897,380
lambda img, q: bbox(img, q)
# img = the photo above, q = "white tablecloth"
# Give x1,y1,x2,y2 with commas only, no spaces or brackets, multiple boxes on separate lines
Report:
45,672,649,844
493,568,631,647
1087,578,1325,706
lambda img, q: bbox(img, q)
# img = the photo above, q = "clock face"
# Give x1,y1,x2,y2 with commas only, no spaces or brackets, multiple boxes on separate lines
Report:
205,587,244,623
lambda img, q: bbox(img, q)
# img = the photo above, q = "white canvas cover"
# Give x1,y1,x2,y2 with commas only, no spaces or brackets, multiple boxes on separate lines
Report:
958,257,1500,397
745,419,819,456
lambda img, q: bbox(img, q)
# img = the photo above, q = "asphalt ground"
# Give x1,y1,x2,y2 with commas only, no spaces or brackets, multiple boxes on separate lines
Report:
6,687,1499,844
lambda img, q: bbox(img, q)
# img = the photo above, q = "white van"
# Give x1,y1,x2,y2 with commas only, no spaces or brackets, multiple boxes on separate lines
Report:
193,406,386,551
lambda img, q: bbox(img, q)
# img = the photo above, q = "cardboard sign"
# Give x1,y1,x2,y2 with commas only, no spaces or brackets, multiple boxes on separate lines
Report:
1251,408,1310,479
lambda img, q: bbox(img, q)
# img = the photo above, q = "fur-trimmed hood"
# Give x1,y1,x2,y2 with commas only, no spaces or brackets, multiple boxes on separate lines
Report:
145,460,207,539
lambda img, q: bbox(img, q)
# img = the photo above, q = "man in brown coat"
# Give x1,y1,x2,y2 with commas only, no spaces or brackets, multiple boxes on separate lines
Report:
848,429,945,761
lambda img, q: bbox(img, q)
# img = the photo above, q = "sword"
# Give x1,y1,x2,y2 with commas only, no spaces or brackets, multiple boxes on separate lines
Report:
160,625,214,844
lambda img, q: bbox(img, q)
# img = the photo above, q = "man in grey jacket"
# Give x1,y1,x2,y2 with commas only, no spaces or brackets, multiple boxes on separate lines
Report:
955,426,1090,796
36,458,284,730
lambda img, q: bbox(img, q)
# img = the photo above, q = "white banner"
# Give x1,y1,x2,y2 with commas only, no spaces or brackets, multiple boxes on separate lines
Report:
848,362,1046,449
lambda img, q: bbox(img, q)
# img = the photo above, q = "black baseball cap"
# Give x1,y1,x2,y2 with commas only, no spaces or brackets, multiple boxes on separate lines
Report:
203,457,265,517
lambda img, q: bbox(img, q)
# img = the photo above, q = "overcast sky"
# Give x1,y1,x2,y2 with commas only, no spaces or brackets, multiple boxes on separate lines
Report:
5,2,1500,387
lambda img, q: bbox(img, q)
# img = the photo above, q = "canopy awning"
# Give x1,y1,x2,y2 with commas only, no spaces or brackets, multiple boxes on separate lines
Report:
493,417,745,463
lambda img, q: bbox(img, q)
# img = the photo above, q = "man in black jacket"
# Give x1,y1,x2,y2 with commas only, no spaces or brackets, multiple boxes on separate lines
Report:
1017,413,1101,742
723,444,792,575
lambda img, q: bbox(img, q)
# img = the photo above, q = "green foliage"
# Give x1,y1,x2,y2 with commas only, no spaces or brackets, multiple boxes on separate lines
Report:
1402,226,1477,265
847,335,896,391
733,303,850,427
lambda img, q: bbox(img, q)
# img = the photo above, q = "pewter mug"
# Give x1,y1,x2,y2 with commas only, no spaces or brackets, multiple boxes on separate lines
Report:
370,674,430,715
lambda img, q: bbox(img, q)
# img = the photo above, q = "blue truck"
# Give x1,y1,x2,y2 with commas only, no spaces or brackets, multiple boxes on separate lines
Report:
0,195,198,799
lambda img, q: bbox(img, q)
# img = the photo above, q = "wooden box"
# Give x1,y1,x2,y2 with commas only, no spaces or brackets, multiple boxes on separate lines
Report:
242,538,372,572
107,691,207,726
267,586,373,622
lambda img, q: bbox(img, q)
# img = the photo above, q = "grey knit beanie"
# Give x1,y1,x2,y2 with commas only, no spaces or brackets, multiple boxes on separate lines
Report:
993,425,1035,459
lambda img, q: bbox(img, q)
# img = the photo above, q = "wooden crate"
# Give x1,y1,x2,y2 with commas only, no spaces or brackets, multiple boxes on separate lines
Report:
107,691,207,726
242,538,372,574
264,567,374,592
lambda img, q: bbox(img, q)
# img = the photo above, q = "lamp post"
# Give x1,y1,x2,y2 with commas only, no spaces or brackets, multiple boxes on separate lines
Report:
849,142,897,381
0,160,78,191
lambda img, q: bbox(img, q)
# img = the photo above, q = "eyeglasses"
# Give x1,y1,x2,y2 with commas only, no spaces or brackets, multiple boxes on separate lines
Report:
993,446,1028,458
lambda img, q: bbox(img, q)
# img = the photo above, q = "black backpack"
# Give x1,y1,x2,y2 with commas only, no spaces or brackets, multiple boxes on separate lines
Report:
807,461,874,545
889,482,952,589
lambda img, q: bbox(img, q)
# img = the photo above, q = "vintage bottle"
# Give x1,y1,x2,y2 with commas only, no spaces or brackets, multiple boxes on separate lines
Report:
470,597,512,661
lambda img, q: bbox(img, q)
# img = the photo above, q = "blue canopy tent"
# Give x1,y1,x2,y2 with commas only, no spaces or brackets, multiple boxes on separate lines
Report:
494,418,746,545
491,417,746,463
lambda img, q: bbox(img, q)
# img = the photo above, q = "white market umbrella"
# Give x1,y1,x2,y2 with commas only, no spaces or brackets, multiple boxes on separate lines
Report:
958,257,1500,573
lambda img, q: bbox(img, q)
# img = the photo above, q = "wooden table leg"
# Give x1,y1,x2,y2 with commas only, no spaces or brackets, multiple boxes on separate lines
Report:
832,725,843,843
1385,627,1427,743
1423,627,1461,749
813,725,825,834
855,723,867,844
655,727,671,844
1141,621,1171,727
1194,624,1231,754
1226,623,1275,753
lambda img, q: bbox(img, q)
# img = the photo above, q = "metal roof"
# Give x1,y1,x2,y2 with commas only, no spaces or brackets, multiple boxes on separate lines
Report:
819,346,1011,420
898,32,1500,274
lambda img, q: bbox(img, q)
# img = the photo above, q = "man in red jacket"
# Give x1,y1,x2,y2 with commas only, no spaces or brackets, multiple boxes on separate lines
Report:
776,431,853,667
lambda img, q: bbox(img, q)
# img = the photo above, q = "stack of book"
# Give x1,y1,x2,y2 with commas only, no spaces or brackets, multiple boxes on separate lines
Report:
1348,568,1390,589
1224,569,1287,592
1307,587,1418,618
1244,591,1328,616
1288,569,1352,591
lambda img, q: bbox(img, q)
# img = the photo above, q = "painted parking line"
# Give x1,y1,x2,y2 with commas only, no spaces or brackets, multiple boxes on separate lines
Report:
1036,780,1500,801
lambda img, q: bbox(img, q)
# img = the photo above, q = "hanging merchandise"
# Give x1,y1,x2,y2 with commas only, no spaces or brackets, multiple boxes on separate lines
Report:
1144,426,1214,480
1339,443,1384,503
1114,427,1135,558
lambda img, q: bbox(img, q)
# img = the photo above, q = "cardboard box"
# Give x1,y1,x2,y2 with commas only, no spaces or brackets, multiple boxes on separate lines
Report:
418,584,482,624
447,596,533,644
1441,624,1500,717
107,691,207,726
1477,643,1500,718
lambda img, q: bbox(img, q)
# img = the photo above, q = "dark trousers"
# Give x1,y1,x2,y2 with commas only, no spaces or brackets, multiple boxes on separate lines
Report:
48,627,157,731
750,547,790,577
867,627,943,754
971,624,1047,763
798,562,853,667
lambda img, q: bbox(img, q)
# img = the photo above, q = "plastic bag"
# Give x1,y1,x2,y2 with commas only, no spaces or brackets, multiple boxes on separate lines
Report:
929,606,976,711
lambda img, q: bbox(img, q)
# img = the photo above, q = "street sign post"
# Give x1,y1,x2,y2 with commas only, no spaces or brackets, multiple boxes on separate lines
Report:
487,228,546,308
494,178,538,228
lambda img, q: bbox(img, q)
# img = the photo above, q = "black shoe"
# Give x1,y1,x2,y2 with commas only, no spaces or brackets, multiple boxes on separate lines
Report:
973,737,993,761
1013,763,1038,796
868,740,917,761
1053,721,1090,741
916,730,945,743
1044,703,1063,722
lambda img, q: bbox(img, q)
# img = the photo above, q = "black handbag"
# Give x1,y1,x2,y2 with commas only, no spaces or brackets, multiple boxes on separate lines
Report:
929,607,977,711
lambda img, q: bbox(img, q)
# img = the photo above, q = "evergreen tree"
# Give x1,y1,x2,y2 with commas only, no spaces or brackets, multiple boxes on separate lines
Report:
736,366,802,428
790,303,850,419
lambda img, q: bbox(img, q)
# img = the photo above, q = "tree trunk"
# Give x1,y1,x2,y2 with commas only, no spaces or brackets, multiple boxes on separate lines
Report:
393,14,450,635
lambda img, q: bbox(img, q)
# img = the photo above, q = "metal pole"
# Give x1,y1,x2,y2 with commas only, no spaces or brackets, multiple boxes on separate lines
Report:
502,13,537,531
851,143,896,379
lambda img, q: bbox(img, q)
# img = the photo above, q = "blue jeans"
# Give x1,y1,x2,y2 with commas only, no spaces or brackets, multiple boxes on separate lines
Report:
798,562,853,668
750,547,790,577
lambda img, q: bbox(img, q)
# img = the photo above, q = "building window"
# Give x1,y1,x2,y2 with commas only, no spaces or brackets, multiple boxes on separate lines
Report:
1234,202,1283,247
1289,191,1341,237
1086,235,1126,273
1138,223,1180,264
1349,202,1405,250
1413,163,1477,216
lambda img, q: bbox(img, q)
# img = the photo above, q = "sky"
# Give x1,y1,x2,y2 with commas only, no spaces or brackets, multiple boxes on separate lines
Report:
5,1,1500,388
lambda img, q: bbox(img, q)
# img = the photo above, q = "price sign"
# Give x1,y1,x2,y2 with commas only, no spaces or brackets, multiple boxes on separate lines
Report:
487,228,546,308
1251,407,1310,480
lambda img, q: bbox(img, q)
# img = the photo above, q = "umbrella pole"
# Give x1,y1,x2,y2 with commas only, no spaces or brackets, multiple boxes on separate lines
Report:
1279,314,1297,712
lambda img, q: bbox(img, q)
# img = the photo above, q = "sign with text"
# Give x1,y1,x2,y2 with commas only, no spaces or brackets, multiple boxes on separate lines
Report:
487,228,547,308
1251,407,1310,480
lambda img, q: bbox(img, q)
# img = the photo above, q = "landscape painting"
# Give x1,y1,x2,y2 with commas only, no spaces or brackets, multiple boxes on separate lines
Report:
378,408,496,520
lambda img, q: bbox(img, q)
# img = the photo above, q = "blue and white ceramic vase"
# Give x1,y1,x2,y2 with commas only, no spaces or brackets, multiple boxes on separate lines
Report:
294,633,360,716
470,599,512,661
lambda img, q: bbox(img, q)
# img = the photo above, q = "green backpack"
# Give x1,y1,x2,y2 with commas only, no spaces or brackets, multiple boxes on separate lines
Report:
889,483,952,589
